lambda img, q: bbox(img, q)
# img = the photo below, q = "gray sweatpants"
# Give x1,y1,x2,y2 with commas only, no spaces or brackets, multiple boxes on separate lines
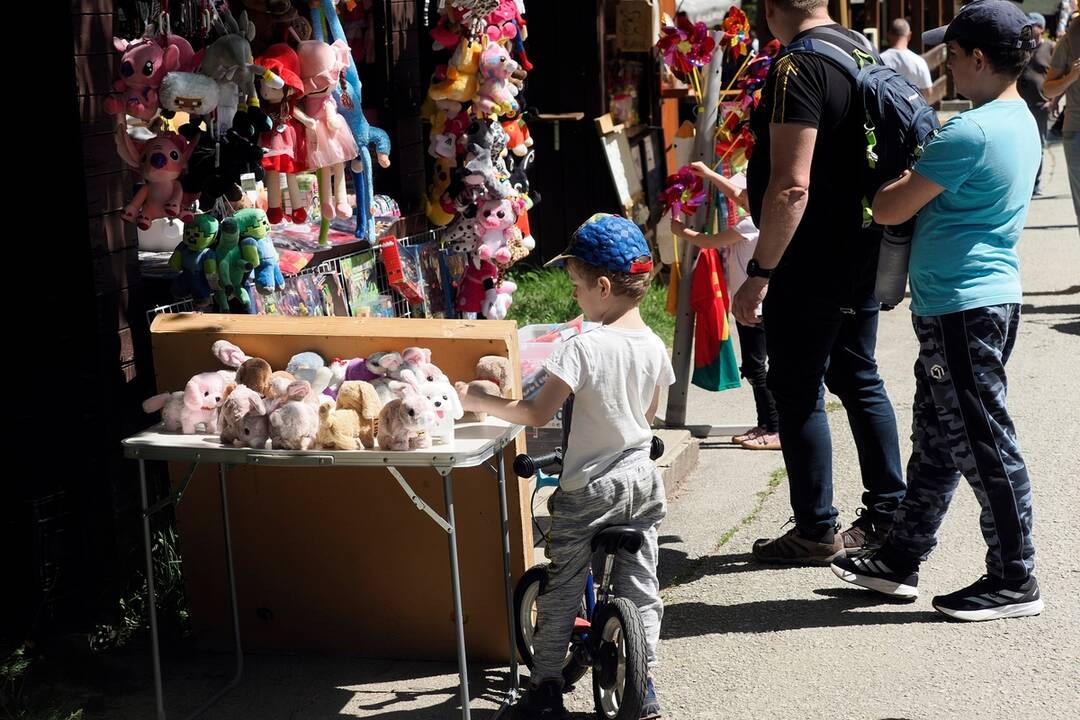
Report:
531,452,667,685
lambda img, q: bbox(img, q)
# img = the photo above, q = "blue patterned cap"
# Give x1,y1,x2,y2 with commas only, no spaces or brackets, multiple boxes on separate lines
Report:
545,213,654,274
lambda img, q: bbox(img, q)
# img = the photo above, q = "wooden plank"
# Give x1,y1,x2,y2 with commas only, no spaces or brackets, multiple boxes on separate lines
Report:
88,212,138,255
74,52,117,97
79,93,117,133
92,248,140,295
118,327,135,363
72,12,113,55
923,43,947,72
927,75,948,106
85,170,131,216
121,362,138,384
83,130,126,176
392,29,420,62
395,116,423,147
911,0,926,54
392,59,421,87
396,142,426,175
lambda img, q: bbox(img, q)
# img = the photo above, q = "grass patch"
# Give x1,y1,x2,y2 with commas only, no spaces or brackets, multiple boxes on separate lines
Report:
825,400,843,413
661,468,787,596
1,646,84,720
506,267,675,347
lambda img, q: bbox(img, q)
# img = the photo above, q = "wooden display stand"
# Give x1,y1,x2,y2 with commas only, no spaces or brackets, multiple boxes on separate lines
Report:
147,314,533,662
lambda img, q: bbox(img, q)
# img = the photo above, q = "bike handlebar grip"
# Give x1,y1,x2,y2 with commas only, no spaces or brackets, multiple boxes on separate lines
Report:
650,436,664,461
513,450,562,478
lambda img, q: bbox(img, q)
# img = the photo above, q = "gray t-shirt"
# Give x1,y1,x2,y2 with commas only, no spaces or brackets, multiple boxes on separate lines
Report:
1050,34,1080,133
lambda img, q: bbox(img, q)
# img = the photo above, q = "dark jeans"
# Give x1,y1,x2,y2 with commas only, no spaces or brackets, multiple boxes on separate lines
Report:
736,320,779,432
1030,104,1048,192
762,289,905,537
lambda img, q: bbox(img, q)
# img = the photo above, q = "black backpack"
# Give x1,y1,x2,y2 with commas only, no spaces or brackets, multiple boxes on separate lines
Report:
780,26,941,226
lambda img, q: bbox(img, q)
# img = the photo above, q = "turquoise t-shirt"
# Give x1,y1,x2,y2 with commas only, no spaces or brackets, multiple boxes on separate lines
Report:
909,99,1039,317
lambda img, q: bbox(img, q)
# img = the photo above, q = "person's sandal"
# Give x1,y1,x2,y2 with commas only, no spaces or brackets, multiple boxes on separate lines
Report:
732,426,763,444
740,431,780,450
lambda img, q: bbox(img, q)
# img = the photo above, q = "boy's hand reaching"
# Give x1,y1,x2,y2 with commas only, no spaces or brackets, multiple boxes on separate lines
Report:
455,381,480,412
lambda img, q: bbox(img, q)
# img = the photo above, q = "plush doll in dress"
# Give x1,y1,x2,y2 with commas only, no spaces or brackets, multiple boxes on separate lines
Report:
377,372,436,450
142,370,235,434
118,132,198,230
255,43,316,225
335,380,382,449
456,256,500,319
297,39,359,221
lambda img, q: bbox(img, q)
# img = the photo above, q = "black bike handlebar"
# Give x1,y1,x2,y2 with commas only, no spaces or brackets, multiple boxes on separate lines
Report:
513,436,665,479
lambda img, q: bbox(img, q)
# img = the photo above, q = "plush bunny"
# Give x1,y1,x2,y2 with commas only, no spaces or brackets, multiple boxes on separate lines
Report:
269,381,320,450
335,380,382,449
377,372,436,450
143,370,234,434
366,351,407,403
219,385,268,446
316,405,362,450
267,370,298,400
417,378,463,445
402,347,448,384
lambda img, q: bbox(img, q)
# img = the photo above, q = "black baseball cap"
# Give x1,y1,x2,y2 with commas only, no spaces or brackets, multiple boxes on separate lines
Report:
923,0,1039,50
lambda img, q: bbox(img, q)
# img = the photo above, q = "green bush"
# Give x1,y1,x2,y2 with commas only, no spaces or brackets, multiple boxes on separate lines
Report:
506,268,675,347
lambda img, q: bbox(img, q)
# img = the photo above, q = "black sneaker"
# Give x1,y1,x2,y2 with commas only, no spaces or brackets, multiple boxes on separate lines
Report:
840,508,893,558
640,677,661,719
831,550,919,599
932,574,1044,622
514,680,568,719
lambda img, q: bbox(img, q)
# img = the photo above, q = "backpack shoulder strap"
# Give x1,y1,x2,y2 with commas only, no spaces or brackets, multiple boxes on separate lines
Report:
780,27,880,80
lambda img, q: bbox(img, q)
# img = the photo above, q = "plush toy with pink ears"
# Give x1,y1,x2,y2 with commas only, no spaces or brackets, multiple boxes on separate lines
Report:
104,35,197,121
119,131,199,230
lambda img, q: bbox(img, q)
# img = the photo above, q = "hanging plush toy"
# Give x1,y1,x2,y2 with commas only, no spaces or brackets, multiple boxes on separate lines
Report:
105,34,197,122
234,208,284,295
206,216,254,312
201,11,277,133
297,38,359,221
473,40,519,117
429,40,483,103
473,197,518,264
456,256,500,318
169,213,219,305
118,131,199,229
254,43,313,224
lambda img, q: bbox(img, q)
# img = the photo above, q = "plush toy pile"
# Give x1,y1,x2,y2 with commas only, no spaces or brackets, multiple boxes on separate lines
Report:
422,0,535,320
110,2,393,310
142,340,512,451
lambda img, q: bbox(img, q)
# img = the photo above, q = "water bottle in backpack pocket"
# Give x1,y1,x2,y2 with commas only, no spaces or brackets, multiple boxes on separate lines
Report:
874,221,914,310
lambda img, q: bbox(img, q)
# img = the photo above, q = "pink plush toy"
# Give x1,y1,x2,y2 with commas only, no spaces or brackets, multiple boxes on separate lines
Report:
297,39,359,221
269,381,320,450
143,370,234,434
366,351,408,403
377,371,436,450
483,279,517,321
104,35,197,121
119,132,199,229
474,41,519,117
402,347,448,384
474,198,518,264
219,385,268,447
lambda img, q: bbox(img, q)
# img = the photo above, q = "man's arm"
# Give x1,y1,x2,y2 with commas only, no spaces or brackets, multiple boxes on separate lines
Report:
1043,60,1080,98
731,122,816,326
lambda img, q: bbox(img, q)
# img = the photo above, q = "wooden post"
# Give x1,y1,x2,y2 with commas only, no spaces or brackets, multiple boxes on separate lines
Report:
911,0,925,53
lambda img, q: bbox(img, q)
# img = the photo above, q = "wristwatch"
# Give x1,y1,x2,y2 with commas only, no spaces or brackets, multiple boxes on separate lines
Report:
746,259,773,280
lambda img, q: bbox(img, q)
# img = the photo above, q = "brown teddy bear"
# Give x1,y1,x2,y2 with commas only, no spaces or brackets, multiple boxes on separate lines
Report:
335,380,382,449
316,405,362,451
455,355,512,422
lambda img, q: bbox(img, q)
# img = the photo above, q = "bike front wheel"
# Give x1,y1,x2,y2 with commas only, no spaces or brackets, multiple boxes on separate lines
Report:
513,563,590,688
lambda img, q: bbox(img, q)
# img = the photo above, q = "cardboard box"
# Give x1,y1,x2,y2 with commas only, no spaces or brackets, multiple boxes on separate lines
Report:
146,314,532,661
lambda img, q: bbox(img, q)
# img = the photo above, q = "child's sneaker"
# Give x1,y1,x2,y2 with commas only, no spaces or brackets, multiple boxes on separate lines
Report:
640,677,662,719
932,574,1044,622
514,680,568,719
831,549,919,599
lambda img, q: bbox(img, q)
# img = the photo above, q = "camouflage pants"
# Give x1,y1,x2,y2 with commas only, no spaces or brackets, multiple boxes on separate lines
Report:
887,304,1035,581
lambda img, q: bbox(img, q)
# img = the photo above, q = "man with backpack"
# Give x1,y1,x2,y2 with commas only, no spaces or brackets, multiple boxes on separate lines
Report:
736,0,906,565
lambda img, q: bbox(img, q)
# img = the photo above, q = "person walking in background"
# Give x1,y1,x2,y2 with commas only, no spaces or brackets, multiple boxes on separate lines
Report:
881,18,934,98
1018,13,1057,195
1044,11,1080,225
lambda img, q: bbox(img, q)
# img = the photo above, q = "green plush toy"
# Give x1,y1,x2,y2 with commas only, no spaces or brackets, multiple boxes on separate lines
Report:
169,213,219,305
232,208,270,268
205,217,254,312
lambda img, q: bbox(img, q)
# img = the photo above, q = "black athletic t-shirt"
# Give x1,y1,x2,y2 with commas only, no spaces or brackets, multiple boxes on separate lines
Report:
747,24,880,305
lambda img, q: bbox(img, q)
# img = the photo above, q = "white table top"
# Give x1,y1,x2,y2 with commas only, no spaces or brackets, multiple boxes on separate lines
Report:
122,419,524,469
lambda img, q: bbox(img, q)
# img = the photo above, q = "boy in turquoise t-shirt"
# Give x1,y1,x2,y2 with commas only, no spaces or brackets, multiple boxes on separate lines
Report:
831,1,1045,622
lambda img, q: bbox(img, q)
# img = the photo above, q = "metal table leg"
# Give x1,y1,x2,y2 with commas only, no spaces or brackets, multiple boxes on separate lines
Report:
139,460,166,720
441,469,472,720
182,464,245,719
494,448,521,709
